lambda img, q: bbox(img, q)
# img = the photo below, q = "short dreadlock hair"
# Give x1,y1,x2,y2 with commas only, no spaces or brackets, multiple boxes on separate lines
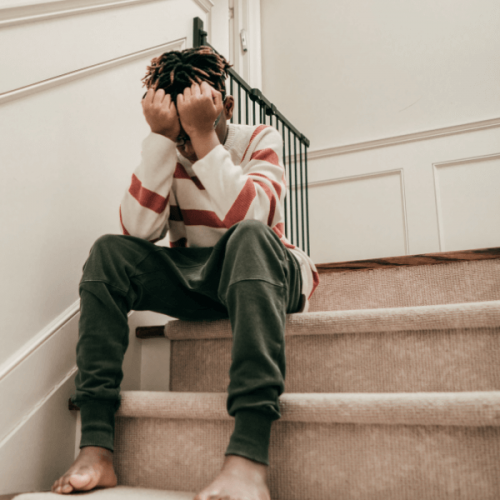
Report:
142,46,233,102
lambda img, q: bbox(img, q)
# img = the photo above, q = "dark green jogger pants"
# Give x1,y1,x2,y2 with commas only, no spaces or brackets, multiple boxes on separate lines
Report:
71,220,303,466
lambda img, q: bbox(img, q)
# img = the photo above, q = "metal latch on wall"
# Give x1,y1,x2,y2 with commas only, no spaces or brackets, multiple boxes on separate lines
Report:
240,28,248,52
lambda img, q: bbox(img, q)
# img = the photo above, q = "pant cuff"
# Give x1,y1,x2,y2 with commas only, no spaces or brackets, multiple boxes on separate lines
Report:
78,400,117,452
225,410,274,466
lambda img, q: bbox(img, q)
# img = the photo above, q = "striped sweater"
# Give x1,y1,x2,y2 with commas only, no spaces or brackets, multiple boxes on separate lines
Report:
120,123,319,310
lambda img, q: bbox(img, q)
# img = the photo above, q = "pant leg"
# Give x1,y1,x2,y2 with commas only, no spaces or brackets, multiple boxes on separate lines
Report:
74,222,302,462
73,234,226,451
201,220,303,465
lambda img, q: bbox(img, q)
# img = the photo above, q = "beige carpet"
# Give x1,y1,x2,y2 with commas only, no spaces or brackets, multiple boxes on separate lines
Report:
17,256,500,499
14,487,195,499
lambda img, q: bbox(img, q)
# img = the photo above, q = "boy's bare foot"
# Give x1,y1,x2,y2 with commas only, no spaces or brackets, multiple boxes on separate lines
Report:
194,454,271,500
51,446,117,494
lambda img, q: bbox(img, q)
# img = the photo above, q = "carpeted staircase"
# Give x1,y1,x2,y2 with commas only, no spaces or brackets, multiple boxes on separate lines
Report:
11,248,500,499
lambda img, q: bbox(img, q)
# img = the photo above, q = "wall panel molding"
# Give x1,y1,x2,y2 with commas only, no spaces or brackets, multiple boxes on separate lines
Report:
0,38,185,105
285,117,500,163
432,152,500,252
309,169,409,256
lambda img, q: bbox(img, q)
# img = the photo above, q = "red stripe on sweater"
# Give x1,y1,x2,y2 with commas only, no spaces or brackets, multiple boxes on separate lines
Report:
129,174,169,214
170,237,187,248
174,163,190,179
181,209,226,228
222,178,256,227
242,124,269,161
174,163,205,190
250,148,281,168
179,180,256,229
250,178,276,226
249,172,282,198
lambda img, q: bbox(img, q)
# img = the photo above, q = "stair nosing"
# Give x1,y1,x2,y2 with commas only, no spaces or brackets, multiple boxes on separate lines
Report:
115,390,500,427
154,300,500,340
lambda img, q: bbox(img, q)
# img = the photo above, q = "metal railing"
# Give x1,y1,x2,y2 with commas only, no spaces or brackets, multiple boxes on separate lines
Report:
193,17,311,255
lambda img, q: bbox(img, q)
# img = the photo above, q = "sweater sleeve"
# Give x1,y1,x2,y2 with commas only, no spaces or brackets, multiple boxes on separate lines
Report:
119,132,177,242
191,125,285,228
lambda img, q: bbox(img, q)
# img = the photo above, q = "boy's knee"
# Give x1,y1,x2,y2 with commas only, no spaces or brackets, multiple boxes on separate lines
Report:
91,234,125,253
84,234,130,273
230,220,271,241
226,220,283,259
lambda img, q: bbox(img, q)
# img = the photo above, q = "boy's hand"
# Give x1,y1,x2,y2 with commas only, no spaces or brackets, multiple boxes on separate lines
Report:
177,82,224,139
142,88,181,142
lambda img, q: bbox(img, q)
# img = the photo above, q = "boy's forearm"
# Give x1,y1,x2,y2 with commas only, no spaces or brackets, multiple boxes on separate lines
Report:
190,130,221,160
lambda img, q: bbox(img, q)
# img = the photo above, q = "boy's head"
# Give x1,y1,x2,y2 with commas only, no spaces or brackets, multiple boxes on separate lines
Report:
142,46,235,161
142,46,232,102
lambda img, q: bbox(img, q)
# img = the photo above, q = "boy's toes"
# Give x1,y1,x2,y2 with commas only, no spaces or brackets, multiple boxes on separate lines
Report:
60,484,74,494
68,473,93,490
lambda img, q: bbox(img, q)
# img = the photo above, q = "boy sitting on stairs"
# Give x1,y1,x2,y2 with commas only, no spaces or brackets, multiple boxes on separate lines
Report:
51,46,318,499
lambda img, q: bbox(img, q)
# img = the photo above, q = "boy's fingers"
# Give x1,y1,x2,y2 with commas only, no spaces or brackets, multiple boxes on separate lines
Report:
168,98,178,115
191,83,201,97
213,90,223,110
143,88,154,106
153,88,165,105
201,81,213,96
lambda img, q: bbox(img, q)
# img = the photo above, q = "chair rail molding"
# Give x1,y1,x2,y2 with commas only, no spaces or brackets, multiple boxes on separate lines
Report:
0,0,166,27
0,0,213,27
0,38,185,105
285,116,500,163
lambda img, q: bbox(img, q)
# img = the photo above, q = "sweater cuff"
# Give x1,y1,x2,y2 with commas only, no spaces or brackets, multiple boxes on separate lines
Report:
192,144,227,173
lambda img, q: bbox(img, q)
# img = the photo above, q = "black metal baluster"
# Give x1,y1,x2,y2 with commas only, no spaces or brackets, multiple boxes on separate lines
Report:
238,82,241,124
245,92,249,125
304,142,310,255
281,120,288,238
288,127,293,245
293,134,299,246
230,76,234,124
299,140,305,252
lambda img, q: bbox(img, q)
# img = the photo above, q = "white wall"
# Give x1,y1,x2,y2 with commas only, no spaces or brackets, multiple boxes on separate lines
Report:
0,0,212,494
260,0,500,263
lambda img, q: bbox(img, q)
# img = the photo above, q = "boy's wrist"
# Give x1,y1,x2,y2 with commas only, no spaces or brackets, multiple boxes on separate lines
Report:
190,130,220,160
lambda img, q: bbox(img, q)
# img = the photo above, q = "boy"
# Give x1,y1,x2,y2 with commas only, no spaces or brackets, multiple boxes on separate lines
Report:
51,46,318,500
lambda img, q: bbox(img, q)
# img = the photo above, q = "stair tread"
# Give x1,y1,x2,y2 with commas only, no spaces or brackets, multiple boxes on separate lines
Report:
13,486,195,499
146,300,500,340
115,390,500,427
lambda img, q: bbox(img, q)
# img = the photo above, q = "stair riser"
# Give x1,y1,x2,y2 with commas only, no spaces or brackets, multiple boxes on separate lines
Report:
114,417,500,500
169,327,500,393
310,260,500,311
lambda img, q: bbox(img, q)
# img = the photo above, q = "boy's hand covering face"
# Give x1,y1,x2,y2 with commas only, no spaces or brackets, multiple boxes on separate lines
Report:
177,81,224,138
142,88,181,142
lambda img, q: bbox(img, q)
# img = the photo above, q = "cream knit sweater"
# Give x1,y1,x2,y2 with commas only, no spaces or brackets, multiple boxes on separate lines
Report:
120,123,319,310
